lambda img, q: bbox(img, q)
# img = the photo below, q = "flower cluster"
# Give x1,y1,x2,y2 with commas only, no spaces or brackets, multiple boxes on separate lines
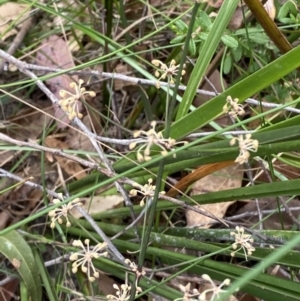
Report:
48,194,82,228
152,59,186,88
223,96,245,119
178,274,231,301
69,239,108,282
199,274,231,301
178,283,200,301
230,226,255,261
58,79,96,120
230,134,259,164
129,178,165,206
129,121,187,162
125,259,146,278
107,283,142,301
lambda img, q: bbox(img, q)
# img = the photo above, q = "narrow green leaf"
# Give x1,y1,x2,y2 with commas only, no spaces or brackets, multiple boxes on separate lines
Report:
0,231,42,301
176,0,240,120
170,45,300,139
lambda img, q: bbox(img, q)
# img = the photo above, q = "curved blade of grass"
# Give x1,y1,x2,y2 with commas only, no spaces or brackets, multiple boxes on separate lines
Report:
0,230,42,301
176,0,240,120
171,45,300,139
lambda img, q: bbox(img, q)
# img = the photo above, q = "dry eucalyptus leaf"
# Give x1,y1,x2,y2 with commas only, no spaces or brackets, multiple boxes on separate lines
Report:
70,195,124,218
0,2,29,40
186,164,243,228
114,63,136,91
0,106,53,167
45,136,87,180
36,35,79,128
66,115,98,156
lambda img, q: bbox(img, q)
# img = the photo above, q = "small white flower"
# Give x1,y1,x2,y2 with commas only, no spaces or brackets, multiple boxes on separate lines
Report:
107,283,142,301
129,121,187,162
129,179,165,206
230,134,259,164
70,239,108,282
58,79,96,120
125,258,146,277
48,194,82,228
178,283,200,301
152,59,186,88
223,96,245,119
199,274,231,301
230,226,255,261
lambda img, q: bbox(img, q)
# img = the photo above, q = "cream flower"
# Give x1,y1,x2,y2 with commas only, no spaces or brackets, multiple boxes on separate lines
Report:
152,59,186,88
70,239,108,282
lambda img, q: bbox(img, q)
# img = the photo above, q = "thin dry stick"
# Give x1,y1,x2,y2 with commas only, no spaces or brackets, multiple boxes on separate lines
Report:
0,133,112,176
0,14,35,73
0,51,299,114
225,206,300,221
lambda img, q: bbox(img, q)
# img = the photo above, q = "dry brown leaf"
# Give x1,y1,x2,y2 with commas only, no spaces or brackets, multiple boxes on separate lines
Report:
0,2,29,40
96,273,117,295
114,63,136,91
167,161,234,198
0,105,53,167
45,136,87,180
70,195,124,218
36,35,79,128
186,164,243,228
0,277,19,301
65,115,98,155
0,211,11,230
0,159,57,229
